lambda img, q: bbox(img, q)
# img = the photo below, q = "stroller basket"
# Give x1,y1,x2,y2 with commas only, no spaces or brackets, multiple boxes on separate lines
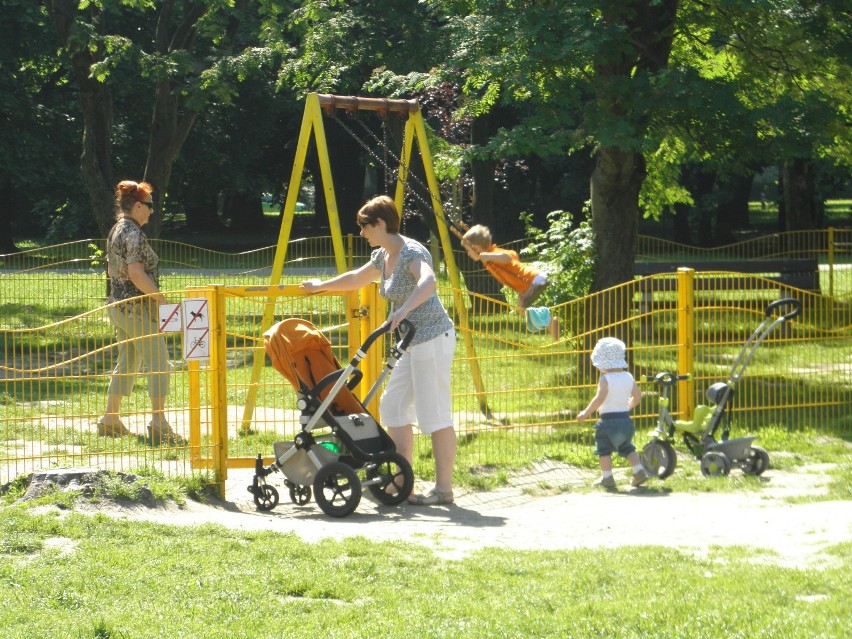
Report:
248,318,417,517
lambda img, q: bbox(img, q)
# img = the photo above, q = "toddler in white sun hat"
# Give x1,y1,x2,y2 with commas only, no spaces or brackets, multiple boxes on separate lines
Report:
577,337,648,489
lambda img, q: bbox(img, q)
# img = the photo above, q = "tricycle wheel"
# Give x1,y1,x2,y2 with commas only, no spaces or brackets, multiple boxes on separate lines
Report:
253,484,279,511
642,440,677,479
742,446,770,476
700,451,731,477
289,484,312,505
313,461,361,518
366,452,414,505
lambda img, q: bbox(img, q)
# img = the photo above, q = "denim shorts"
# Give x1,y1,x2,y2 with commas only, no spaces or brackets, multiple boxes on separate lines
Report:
593,412,636,458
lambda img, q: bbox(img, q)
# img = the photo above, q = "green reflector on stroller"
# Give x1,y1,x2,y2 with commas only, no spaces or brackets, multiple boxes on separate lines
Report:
319,440,340,454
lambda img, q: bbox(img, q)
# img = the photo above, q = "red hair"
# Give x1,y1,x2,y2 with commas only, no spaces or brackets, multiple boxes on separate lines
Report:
114,180,154,218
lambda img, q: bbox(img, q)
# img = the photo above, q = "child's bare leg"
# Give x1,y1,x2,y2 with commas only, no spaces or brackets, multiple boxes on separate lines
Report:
599,455,613,474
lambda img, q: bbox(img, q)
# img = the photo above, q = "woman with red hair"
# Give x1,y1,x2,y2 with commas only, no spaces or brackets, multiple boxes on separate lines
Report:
98,180,180,445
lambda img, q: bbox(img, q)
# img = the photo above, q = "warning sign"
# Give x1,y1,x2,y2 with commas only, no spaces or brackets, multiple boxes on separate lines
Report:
158,303,182,333
183,298,209,329
183,327,210,361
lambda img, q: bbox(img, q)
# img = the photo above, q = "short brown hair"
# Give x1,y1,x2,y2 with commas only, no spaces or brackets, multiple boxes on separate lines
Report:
357,195,400,234
462,224,492,247
114,180,154,219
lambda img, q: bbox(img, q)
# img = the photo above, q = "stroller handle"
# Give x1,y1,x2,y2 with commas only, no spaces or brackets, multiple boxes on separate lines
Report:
393,319,416,350
765,298,801,321
365,319,416,353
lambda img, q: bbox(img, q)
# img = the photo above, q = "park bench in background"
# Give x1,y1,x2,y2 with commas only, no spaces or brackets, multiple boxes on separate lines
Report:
633,258,821,325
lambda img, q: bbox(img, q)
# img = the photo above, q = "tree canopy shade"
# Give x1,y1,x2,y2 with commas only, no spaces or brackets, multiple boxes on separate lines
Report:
383,0,680,291
42,0,275,238
371,0,852,291
0,0,94,250
1,0,848,278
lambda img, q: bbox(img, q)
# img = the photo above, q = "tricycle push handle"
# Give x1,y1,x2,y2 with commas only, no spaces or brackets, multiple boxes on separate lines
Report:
765,298,801,321
641,371,691,387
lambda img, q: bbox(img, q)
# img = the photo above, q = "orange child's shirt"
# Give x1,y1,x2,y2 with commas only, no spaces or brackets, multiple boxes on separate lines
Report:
480,245,541,294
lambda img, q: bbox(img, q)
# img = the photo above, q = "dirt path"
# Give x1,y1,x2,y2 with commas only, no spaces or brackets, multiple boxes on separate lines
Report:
83,461,851,568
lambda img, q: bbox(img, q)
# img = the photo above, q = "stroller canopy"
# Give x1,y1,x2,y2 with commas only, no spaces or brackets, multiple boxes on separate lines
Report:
264,318,365,415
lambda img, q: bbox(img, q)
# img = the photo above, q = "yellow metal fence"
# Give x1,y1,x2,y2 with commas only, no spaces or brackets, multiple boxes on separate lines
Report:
2,231,851,490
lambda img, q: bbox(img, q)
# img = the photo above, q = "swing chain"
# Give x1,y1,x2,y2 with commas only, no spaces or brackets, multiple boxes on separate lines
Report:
330,111,467,234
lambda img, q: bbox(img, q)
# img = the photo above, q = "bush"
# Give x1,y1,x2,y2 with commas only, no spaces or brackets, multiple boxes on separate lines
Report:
521,206,596,305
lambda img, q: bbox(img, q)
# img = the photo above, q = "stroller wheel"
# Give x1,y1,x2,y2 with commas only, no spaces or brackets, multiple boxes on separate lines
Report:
742,446,770,476
642,440,677,480
700,451,731,477
313,461,362,518
253,484,279,511
289,484,312,506
366,452,415,505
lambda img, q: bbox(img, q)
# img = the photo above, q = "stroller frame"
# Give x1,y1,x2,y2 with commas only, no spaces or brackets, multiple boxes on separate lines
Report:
248,319,416,517
641,298,801,478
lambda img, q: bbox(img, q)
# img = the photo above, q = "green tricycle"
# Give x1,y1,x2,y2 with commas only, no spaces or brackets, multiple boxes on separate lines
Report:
641,298,801,479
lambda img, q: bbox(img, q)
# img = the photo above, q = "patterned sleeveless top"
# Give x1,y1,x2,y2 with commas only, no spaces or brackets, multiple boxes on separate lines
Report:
370,237,453,345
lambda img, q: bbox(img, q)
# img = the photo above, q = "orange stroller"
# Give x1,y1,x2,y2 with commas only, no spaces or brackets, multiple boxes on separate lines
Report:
248,318,416,517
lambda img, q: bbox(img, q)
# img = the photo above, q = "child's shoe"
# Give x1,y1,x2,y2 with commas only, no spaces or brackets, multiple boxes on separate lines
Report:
631,468,649,487
597,475,617,490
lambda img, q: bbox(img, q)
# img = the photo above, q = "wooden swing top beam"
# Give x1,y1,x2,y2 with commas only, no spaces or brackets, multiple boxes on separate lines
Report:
317,93,419,116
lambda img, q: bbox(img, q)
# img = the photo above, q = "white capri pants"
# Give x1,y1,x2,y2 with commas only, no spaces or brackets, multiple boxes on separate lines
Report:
379,329,455,434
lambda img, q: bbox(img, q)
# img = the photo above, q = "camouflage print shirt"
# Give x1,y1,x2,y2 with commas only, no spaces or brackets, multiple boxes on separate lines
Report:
106,218,159,314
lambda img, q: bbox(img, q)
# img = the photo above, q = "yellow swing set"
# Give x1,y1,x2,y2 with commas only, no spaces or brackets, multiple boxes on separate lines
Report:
238,92,494,432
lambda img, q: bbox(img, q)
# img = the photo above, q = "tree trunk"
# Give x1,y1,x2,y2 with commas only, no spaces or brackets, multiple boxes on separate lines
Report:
590,147,644,292
143,79,201,239
331,133,367,231
222,193,266,231
0,179,27,253
467,113,505,303
45,0,115,236
470,114,497,231
713,174,752,245
670,205,692,244
182,184,224,233
782,159,819,231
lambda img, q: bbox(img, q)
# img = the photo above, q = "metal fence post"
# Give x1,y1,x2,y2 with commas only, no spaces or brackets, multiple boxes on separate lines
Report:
676,267,695,420
207,284,229,498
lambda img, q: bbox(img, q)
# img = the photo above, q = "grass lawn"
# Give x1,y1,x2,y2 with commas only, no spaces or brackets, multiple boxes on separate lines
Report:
1,429,850,638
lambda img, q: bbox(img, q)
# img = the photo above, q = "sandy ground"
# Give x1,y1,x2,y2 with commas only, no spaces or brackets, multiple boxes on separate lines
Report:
80,460,852,569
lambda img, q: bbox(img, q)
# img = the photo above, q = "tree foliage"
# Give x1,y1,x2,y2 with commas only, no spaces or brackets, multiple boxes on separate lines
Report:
1,0,848,274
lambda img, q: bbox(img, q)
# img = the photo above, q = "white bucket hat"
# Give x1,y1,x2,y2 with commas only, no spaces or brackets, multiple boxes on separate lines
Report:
590,337,628,370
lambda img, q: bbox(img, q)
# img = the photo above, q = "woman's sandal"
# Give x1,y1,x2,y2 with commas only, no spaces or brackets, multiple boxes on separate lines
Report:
96,419,131,438
408,487,454,506
147,421,186,446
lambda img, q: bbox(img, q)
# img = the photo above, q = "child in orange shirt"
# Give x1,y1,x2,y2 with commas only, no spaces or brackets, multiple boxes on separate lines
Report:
461,224,549,310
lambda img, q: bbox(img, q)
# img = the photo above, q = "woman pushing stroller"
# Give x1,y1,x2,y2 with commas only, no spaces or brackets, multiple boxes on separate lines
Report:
300,196,457,506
